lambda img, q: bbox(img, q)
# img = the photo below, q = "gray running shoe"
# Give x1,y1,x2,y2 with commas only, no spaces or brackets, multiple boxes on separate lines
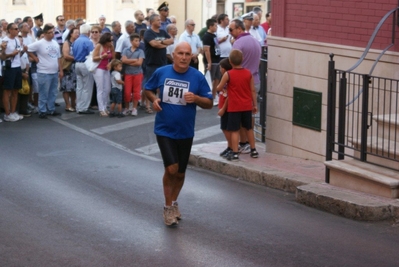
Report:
163,206,178,226
172,202,182,220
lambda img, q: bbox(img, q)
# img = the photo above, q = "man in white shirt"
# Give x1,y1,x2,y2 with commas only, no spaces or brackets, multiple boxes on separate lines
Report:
115,20,135,59
249,13,266,47
62,19,75,42
216,14,232,61
28,24,63,118
1,22,26,122
166,23,178,64
178,19,202,69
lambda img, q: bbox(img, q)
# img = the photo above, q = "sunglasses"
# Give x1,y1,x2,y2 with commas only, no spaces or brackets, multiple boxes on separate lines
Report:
12,28,19,30
189,24,195,26
228,28,236,32
91,31,99,33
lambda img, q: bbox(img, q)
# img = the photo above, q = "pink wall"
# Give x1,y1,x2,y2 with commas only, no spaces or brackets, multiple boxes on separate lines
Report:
272,0,399,51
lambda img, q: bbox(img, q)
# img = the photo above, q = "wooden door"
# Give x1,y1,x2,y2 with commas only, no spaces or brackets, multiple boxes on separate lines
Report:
63,0,86,20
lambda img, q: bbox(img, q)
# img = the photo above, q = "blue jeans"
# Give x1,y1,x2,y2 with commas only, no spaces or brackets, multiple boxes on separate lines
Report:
37,73,59,114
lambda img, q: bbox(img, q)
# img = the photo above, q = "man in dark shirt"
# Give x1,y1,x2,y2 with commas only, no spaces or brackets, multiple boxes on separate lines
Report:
143,14,174,84
111,21,122,48
134,10,147,34
201,18,221,103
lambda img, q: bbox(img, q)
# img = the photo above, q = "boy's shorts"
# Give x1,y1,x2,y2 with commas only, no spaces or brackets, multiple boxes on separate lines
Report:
110,87,123,104
220,112,229,130
226,111,253,131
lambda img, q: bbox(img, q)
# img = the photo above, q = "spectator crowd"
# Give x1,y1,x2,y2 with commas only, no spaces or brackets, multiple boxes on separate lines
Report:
0,2,271,160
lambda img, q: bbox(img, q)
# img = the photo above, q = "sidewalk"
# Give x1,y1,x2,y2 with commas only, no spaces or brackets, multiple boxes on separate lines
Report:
189,142,399,222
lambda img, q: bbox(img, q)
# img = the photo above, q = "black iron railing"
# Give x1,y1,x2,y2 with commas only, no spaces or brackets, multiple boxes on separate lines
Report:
254,47,267,142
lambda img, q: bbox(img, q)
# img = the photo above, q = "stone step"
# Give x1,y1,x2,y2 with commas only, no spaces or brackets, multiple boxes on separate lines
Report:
296,183,399,221
373,113,399,141
349,136,399,169
325,159,399,198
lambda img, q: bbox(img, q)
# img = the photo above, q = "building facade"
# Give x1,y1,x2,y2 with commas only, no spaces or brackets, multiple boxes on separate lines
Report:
267,0,399,162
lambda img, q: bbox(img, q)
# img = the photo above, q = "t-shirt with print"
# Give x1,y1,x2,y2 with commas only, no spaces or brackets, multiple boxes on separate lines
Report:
28,38,61,74
121,47,145,75
2,36,22,68
145,65,212,139
144,28,170,67
111,71,123,90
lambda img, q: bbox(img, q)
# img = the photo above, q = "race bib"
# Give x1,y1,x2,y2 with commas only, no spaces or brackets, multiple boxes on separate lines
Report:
162,78,190,105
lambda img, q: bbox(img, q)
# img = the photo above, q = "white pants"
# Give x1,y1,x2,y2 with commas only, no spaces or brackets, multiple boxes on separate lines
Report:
93,68,111,112
75,62,94,112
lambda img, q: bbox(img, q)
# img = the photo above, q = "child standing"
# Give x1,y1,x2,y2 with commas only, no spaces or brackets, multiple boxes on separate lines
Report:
217,49,258,161
216,58,233,158
121,33,145,116
109,59,125,118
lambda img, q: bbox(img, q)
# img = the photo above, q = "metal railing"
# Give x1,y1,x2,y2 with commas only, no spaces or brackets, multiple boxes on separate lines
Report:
326,56,399,182
325,4,399,182
254,47,267,142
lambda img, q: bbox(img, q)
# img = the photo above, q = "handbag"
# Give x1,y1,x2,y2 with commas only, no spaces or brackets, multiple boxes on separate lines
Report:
61,56,73,71
84,52,100,72
84,45,103,72
18,79,30,95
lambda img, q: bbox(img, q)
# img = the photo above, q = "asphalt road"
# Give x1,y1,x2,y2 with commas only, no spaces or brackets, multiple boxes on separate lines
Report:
1,107,399,267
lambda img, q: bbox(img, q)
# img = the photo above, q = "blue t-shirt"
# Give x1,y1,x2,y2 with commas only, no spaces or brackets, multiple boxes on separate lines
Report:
145,65,212,139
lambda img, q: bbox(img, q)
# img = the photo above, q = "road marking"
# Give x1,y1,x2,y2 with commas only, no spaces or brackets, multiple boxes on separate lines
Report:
91,116,155,135
50,117,162,162
136,124,222,155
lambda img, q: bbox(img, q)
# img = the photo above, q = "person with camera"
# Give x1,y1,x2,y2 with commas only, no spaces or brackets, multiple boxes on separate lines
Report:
1,23,27,122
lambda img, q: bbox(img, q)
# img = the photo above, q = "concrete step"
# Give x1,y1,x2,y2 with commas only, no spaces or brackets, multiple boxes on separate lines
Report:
350,136,399,170
373,113,399,141
296,183,399,221
325,159,399,198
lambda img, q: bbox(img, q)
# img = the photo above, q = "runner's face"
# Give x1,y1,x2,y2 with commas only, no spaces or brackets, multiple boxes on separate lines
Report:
173,44,192,71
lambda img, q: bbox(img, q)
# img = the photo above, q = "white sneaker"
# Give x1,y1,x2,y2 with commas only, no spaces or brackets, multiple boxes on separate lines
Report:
4,113,18,122
12,112,23,121
131,108,138,116
122,109,130,115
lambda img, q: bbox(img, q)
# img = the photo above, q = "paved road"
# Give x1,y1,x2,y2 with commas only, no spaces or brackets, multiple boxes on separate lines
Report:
1,107,399,266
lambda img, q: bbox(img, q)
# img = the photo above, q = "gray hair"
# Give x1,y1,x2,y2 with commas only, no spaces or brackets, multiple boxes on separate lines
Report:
65,19,75,28
166,23,176,33
124,20,134,28
149,14,159,24
111,21,120,28
185,19,194,27
80,23,91,34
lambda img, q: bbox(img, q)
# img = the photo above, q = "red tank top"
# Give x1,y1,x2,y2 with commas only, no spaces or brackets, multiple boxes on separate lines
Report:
226,68,253,112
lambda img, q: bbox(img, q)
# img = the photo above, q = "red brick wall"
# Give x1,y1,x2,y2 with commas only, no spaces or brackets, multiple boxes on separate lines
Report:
272,0,399,51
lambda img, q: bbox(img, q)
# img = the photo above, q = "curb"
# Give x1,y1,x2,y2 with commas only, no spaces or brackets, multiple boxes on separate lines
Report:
189,147,317,193
189,143,399,222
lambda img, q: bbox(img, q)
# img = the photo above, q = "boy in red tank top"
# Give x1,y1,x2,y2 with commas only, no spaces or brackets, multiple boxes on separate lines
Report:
216,49,258,161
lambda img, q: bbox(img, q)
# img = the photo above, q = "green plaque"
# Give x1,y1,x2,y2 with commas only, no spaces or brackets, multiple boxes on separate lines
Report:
292,87,322,131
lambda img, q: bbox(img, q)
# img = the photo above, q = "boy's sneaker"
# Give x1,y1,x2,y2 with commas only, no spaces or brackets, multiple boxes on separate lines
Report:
172,202,182,220
226,152,239,161
109,112,116,118
219,147,231,157
238,143,251,154
131,108,138,116
163,206,178,226
250,150,259,158
117,112,125,118
122,109,130,115
11,112,23,121
4,113,18,122
32,107,39,114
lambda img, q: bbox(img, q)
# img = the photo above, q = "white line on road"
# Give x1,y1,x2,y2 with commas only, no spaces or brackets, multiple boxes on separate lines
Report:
50,117,162,162
136,124,221,155
90,116,155,135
